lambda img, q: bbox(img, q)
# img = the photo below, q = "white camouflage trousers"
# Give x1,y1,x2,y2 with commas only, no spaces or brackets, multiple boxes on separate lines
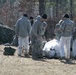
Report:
59,36,72,59
18,36,29,55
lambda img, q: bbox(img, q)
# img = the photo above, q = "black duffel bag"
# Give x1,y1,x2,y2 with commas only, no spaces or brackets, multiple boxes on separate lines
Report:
3,47,16,56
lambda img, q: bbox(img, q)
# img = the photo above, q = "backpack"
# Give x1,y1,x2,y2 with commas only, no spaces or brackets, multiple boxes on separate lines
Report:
3,47,16,56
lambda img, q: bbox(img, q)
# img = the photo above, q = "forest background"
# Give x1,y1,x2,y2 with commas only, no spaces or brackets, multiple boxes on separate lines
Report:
0,0,75,39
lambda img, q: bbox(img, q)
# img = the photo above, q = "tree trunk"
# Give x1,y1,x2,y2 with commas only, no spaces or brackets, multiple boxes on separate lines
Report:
55,0,59,17
39,0,45,15
70,0,73,20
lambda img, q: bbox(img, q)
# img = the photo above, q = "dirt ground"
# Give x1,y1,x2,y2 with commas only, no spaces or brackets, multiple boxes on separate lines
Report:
0,45,76,75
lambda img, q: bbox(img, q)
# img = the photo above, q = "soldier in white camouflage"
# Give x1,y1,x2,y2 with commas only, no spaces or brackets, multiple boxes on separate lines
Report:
30,14,47,59
59,14,74,60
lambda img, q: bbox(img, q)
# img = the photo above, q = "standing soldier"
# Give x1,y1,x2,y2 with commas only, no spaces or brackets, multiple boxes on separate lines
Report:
15,13,31,57
59,14,74,60
30,16,34,26
30,14,47,59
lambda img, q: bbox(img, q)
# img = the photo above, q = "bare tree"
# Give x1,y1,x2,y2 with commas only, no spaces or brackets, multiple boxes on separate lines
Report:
19,0,36,16
39,0,45,15
0,0,36,27
70,0,73,20
55,0,59,17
